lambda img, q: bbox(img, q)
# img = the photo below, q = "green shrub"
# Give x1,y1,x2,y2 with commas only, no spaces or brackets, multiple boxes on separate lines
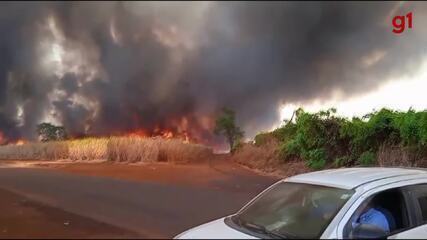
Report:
272,123,297,142
358,151,376,166
305,148,327,170
334,156,351,167
278,108,348,166
280,139,299,159
269,107,427,169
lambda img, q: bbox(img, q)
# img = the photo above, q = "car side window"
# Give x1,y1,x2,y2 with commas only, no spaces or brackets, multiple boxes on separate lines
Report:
343,187,411,239
417,196,427,222
407,183,427,224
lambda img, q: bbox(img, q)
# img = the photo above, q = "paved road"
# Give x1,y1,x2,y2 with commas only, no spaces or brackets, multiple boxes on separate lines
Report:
0,167,276,238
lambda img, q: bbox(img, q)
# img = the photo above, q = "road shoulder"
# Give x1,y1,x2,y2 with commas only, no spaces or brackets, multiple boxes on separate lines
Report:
0,188,139,239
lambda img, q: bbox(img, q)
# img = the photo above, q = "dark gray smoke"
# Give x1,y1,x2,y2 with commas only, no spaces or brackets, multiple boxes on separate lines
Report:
0,2,426,144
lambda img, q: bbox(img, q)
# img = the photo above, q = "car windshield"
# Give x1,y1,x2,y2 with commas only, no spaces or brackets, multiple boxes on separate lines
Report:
232,182,354,239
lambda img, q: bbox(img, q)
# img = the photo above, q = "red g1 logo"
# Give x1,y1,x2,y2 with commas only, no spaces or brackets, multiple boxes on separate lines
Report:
392,12,413,34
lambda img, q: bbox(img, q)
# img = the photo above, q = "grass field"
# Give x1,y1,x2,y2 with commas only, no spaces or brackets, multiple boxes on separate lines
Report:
0,137,213,164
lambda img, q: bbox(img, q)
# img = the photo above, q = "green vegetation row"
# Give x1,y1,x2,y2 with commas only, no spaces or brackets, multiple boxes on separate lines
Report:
254,108,427,170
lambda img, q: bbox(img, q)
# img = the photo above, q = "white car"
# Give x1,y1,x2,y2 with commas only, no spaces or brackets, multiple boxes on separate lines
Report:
175,167,427,239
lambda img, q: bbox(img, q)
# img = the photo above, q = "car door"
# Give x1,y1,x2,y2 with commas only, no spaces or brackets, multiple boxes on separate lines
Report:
336,178,427,239
389,183,427,239
339,187,413,239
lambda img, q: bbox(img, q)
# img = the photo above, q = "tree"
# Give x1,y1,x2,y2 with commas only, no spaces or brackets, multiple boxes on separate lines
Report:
37,123,68,142
214,108,244,153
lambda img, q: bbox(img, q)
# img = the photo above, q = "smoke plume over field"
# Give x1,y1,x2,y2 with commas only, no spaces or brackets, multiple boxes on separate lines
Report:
0,2,426,144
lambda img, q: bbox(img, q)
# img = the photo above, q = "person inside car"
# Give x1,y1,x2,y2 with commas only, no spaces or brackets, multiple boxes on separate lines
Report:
351,199,392,233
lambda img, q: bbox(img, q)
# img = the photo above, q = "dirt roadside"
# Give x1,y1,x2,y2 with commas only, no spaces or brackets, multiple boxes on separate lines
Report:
0,156,279,188
0,188,139,239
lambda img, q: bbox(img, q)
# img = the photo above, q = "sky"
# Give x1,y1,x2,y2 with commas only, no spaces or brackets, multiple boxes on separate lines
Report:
279,59,427,127
0,1,426,145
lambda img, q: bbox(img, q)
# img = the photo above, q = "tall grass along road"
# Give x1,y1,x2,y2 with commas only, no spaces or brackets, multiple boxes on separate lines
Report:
0,136,212,163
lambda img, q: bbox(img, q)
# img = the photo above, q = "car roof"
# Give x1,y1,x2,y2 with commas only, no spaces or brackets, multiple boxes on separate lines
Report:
286,167,427,190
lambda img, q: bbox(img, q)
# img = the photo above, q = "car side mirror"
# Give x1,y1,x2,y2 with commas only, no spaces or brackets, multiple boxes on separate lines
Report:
349,224,387,239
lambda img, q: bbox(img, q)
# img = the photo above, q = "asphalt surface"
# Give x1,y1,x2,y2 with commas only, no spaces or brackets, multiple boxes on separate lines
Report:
0,167,276,238
0,188,138,239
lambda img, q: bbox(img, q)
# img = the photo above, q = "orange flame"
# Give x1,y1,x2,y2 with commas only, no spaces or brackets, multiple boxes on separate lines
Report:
125,128,191,143
15,140,26,146
161,130,174,139
0,131,5,145
84,114,215,145
124,116,197,143
126,129,148,138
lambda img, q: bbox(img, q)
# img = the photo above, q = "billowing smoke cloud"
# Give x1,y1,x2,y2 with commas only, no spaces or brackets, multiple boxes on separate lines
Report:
0,2,426,144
